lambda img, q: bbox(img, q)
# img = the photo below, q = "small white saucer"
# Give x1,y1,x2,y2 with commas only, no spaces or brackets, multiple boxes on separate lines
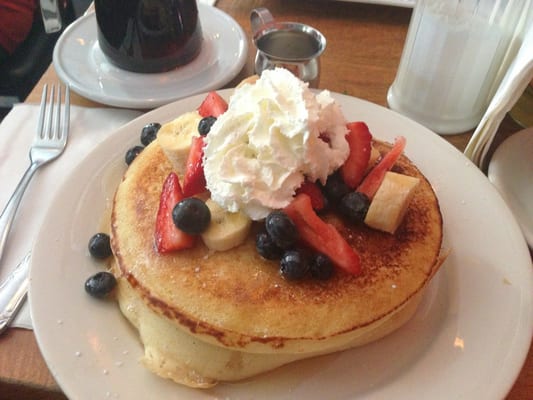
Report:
488,127,533,248
53,4,248,109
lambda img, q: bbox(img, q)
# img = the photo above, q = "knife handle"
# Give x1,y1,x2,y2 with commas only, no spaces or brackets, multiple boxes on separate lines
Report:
0,253,31,334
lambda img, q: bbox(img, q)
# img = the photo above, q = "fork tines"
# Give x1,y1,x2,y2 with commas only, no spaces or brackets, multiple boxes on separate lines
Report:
37,83,70,141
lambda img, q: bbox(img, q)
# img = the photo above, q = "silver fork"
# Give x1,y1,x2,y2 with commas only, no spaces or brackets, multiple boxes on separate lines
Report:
0,83,70,264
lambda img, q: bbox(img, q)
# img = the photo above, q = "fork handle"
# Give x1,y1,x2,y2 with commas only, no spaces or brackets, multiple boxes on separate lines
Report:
0,161,42,264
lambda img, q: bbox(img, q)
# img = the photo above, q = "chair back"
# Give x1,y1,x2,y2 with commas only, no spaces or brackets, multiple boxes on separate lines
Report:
40,0,64,33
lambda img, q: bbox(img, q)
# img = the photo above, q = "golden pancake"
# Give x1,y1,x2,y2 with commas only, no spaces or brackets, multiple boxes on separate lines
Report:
110,138,444,387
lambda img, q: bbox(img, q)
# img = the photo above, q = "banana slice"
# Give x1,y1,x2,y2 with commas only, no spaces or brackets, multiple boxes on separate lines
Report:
364,171,420,234
236,74,259,88
157,111,202,178
201,199,252,252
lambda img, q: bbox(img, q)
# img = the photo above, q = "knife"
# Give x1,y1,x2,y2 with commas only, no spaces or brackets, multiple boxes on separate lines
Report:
0,252,31,334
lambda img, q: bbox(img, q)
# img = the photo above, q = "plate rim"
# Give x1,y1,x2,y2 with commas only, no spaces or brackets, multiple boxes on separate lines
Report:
488,126,533,248
29,90,533,400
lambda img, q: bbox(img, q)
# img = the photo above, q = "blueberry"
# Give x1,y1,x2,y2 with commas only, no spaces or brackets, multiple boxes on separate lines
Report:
265,211,298,249
309,253,334,280
256,231,283,260
140,122,161,146
280,250,309,280
172,198,211,235
88,233,112,259
323,171,351,204
338,191,370,224
84,271,117,298
125,145,144,165
198,116,217,136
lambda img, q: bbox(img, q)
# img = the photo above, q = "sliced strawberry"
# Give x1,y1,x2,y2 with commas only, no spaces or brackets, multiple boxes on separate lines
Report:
182,136,207,197
340,121,373,189
197,91,228,118
295,180,326,211
155,172,196,253
284,194,361,275
357,136,406,200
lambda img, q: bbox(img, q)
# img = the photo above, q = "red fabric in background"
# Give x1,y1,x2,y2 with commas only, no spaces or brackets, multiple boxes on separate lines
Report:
0,0,38,54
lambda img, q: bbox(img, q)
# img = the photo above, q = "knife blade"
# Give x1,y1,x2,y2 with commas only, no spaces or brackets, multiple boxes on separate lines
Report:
0,252,31,334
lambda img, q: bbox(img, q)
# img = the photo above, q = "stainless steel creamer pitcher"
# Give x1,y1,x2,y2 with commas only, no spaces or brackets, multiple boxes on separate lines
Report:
250,8,326,87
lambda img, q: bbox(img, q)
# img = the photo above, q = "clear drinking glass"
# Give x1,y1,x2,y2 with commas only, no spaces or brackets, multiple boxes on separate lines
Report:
388,0,532,135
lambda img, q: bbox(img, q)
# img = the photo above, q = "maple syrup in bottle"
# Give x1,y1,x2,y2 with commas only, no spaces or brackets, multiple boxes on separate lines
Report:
94,0,202,73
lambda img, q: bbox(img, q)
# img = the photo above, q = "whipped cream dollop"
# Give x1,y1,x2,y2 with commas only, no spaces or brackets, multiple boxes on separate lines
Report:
203,68,349,220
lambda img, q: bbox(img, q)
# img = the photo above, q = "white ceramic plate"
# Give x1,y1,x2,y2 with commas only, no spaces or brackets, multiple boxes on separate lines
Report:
53,5,248,109
30,91,532,400
488,127,533,248
335,0,414,7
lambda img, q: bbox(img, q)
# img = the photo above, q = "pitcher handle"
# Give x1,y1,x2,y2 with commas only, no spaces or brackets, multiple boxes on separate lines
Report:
250,7,275,38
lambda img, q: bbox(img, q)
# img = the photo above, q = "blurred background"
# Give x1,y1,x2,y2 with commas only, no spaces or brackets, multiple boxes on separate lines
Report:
0,0,92,121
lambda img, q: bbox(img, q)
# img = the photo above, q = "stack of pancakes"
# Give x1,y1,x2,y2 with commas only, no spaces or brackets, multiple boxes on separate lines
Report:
110,136,445,388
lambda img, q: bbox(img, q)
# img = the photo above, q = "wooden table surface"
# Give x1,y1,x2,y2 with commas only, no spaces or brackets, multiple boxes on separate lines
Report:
0,1,531,399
